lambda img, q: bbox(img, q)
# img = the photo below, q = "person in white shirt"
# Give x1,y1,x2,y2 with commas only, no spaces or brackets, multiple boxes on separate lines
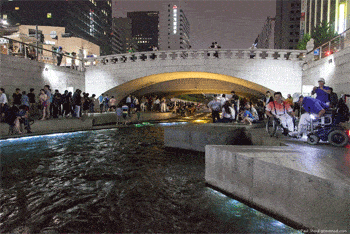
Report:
217,101,235,123
0,88,9,122
220,94,229,106
160,97,167,112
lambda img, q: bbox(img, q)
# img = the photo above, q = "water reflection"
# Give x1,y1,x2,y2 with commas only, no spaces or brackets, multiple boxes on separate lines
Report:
1,126,301,233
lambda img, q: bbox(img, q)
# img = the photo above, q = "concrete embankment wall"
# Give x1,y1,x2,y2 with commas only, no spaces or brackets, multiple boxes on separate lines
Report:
0,112,176,139
205,145,350,231
164,124,284,152
0,54,85,100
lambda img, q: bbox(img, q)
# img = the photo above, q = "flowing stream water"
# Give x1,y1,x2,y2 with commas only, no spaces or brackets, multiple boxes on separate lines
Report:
0,124,301,233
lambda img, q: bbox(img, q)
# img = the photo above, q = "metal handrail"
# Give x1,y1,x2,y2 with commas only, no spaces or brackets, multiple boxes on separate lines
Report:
310,27,350,60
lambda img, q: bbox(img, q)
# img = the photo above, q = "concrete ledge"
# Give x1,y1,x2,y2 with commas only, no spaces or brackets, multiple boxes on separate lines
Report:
205,145,350,231
164,123,284,152
92,112,177,126
0,112,177,139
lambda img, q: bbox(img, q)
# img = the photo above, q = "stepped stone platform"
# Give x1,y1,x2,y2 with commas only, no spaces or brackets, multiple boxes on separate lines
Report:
205,145,350,232
164,124,350,232
164,123,284,152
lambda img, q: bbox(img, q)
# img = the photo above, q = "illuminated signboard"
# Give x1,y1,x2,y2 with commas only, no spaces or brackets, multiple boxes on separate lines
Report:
173,5,177,34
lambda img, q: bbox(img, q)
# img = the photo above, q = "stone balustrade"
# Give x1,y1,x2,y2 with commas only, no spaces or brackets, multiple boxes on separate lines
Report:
85,49,306,67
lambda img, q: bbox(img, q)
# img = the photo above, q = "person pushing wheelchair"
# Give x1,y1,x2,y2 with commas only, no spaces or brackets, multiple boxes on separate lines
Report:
289,95,329,138
265,92,296,136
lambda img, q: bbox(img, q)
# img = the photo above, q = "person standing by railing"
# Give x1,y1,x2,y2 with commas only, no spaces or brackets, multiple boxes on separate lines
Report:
56,46,63,66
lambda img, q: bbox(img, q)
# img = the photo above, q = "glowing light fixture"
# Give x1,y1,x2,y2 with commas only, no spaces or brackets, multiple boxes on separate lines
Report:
338,3,346,34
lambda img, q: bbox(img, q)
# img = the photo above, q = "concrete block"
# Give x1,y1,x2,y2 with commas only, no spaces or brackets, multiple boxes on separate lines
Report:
205,145,350,231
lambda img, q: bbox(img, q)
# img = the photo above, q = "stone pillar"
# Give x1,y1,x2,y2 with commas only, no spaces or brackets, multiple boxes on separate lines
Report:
242,50,250,59
255,50,263,59
266,51,275,60
277,51,287,60
289,52,300,61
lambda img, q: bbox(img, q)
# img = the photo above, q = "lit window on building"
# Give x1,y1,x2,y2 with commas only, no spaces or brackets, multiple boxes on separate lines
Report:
15,7,19,10
47,13,52,18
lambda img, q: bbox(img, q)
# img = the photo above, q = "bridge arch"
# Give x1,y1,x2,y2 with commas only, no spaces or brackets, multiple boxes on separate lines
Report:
100,71,273,104
85,49,305,100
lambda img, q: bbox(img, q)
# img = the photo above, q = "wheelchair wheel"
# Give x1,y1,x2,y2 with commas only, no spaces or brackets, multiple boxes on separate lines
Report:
328,130,348,147
307,134,320,145
266,117,277,137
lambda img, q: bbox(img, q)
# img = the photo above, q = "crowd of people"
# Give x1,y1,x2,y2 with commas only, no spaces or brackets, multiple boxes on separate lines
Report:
0,86,199,134
207,92,261,125
207,77,349,138
0,85,99,134
1,77,348,136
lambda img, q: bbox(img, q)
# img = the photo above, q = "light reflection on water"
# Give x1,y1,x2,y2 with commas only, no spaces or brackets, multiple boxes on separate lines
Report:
0,126,301,233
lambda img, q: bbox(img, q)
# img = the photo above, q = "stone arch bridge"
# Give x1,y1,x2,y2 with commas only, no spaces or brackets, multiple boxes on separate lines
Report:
85,49,306,103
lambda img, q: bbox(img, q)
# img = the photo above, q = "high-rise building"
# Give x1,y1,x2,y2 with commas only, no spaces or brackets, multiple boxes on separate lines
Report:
256,17,275,49
300,0,349,37
274,0,301,49
112,17,137,54
0,0,112,55
159,3,190,50
127,11,159,52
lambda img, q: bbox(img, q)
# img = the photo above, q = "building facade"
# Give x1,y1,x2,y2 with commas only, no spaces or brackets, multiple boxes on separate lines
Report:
275,0,302,49
159,3,190,50
300,0,349,37
2,25,99,66
127,11,159,52
112,17,137,54
0,0,112,55
256,17,275,49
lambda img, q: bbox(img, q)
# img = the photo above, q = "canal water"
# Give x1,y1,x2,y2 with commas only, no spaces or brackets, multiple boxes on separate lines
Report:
0,124,301,233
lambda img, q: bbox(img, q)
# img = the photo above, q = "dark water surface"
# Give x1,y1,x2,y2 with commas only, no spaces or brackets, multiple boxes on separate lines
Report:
0,125,301,233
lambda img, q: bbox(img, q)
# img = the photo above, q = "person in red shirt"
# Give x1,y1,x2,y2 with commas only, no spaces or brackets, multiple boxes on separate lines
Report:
265,92,296,134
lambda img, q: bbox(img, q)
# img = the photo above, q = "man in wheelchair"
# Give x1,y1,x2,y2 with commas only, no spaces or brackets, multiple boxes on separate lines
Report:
292,96,329,137
265,92,296,136
290,95,350,146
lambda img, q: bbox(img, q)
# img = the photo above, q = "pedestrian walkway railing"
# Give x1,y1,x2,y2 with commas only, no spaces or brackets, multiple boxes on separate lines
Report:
84,49,306,67
0,35,84,70
311,27,350,61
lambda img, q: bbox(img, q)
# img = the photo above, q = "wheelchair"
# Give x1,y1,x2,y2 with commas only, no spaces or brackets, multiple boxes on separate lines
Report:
306,109,349,147
266,115,296,138
266,110,349,147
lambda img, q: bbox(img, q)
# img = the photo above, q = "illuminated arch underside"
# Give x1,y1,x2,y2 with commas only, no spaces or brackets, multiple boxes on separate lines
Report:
104,72,272,102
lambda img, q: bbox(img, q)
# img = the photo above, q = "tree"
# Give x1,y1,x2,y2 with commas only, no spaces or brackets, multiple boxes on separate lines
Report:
311,21,338,47
297,33,311,50
296,21,338,50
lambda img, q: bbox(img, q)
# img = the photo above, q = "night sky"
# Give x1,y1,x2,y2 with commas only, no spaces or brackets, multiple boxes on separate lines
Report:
113,0,276,49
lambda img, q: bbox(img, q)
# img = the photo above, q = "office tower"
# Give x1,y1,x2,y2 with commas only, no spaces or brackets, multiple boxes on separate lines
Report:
112,17,137,54
275,0,301,49
301,0,349,37
159,3,190,50
127,11,159,52
0,0,112,55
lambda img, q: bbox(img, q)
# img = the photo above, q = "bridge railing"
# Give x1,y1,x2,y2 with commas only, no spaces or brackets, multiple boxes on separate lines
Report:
84,49,306,67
